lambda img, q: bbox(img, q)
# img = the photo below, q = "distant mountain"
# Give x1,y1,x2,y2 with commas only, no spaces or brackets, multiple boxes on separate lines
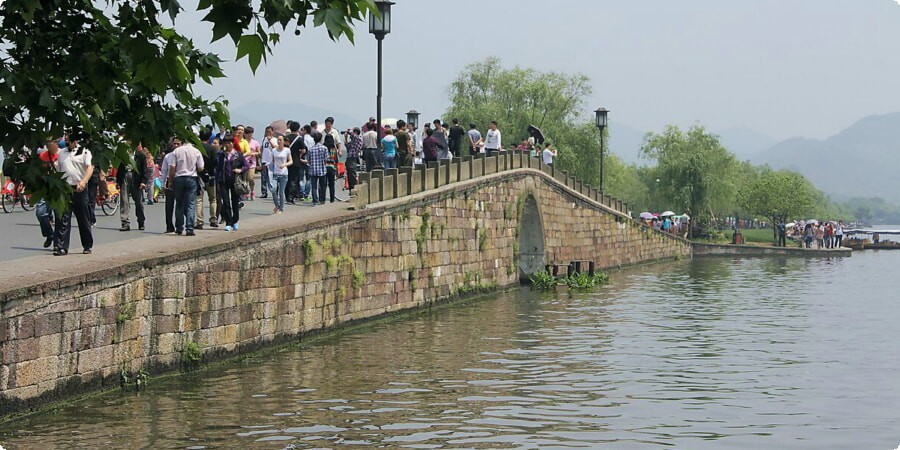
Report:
717,127,778,161
228,100,358,131
752,112,900,203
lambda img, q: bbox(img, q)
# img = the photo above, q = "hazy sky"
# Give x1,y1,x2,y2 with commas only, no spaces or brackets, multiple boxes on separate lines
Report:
190,0,900,141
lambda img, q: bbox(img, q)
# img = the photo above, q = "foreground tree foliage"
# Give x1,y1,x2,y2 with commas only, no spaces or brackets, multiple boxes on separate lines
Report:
0,0,373,211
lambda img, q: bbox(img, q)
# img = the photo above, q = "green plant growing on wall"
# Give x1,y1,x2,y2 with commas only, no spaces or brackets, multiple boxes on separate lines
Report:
337,255,354,268
338,286,347,298
116,302,136,325
416,213,430,255
478,229,488,252
182,341,203,370
503,204,512,220
325,255,337,273
516,195,525,217
352,269,366,289
302,239,317,265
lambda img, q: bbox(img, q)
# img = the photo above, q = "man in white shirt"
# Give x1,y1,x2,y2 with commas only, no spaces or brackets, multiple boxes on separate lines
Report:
362,127,379,171
54,138,94,255
484,121,502,157
322,117,343,156
260,126,276,198
167,138,205,236
541,143,558,166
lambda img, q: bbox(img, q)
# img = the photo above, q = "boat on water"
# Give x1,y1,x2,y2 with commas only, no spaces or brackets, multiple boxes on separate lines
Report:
843,229,900,250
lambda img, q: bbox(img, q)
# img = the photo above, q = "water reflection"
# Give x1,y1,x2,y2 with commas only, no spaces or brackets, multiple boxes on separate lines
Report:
2,253,900,449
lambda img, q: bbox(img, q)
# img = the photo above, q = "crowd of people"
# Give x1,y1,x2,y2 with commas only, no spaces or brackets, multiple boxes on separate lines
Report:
16,117,515,256
778,220,845,249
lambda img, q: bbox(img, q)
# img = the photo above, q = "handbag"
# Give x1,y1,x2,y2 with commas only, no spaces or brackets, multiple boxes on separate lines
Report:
234,173,250,196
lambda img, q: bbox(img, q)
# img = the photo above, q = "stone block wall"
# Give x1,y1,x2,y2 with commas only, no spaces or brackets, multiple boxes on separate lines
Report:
0,169,689,415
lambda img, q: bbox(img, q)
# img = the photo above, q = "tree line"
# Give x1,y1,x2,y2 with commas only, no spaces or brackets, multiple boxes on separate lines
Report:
444,58,863,239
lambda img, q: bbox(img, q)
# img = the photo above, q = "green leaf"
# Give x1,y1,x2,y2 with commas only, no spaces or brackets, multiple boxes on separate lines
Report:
236,34,265,73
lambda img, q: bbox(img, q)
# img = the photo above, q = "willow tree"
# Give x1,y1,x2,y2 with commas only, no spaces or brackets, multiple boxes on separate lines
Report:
0,0,373,210
640,125,738,227
444,57,603,185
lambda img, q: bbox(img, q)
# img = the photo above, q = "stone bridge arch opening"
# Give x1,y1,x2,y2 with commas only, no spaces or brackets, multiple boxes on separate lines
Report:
518,194,545,283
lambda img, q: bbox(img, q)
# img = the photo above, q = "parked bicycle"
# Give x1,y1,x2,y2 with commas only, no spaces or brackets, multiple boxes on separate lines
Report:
1,178,33,213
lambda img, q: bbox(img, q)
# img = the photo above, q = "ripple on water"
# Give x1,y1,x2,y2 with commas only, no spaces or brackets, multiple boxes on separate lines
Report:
2,255,900,449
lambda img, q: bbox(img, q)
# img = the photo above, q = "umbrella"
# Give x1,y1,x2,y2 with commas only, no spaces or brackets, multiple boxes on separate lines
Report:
786,222,796,228
807,219,819,225
269,120,287,135
639,212,654,220
527,125,545,145
660,211,675,217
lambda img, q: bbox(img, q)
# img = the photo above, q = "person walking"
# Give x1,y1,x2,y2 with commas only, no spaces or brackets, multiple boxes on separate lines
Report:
216,137,245,231
196,132,219,229
381,128,398,169
345,127,363,194
323,134,340,203
285,121,303,204
484,121,502,157
835,221,845,248
269,135,292,214
244,126,259,201
259,126,275,199
306,132,327,206
116,142,150,231
167,136,204,236
36,137,60,249
159,141,178,233
54,136,94,255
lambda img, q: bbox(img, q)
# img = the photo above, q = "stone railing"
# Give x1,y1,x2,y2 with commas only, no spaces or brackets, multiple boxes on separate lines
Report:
353,151,630,215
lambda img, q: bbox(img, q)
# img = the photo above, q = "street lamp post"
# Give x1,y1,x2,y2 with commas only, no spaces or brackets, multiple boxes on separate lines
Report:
594,107,609,191
369,0,394,170
405,110,420,130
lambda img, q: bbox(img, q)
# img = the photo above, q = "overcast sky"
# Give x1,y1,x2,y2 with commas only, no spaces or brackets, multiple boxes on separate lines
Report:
190,0,900,141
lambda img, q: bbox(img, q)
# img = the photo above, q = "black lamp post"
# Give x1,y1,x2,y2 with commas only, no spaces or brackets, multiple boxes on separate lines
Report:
369,0,394,158
594,107,609,191
406,110,420,130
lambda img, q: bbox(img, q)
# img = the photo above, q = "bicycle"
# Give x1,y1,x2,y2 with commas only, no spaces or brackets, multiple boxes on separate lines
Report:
99,179,120,216
1,179,34,213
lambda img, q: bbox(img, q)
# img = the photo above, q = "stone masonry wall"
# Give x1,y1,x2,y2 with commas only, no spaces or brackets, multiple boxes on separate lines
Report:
0,169,690,415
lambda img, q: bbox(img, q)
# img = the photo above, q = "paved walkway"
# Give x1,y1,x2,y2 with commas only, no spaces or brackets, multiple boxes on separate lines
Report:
0,183,357,292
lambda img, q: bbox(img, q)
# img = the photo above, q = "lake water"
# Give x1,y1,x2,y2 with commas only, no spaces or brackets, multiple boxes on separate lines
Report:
2,252,899,449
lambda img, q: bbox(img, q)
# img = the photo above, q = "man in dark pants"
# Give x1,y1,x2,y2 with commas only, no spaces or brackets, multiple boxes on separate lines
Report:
117,144,150,231
448,118,465,157
285,121,303,203
168,137,204,236
54,138,94,255
777,222,787,247
160,141,178,233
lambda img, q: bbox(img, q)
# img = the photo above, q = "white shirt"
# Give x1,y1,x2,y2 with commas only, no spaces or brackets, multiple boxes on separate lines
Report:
261,136,276,166
58,145,92,186
322,127,343,152
171,144,204,177
542,148,555,165
362,130,378,149
271,148,291,176
303,134,315,151
485,128,501,150
159,152,176,183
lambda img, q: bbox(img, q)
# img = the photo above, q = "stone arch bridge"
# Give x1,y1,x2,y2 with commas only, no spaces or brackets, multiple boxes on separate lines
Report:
0,151,690,414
